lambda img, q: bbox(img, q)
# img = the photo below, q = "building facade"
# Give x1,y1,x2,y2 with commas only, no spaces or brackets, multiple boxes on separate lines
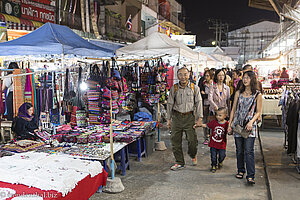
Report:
228,20,279,64
0,0,186,42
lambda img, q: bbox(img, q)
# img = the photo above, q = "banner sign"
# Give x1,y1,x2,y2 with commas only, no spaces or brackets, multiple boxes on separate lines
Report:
21,0,56,23
2,0,21,18
7,29,30,40
171,35,196,46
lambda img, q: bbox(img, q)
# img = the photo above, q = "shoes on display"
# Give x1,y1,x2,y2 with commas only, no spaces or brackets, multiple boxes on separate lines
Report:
170,164,184,171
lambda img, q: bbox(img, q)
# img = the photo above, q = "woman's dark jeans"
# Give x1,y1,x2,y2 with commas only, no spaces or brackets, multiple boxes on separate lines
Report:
7,92,13,121
234,137,255,179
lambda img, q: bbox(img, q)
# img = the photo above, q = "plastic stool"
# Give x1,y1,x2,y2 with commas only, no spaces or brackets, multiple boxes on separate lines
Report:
1,121,13,143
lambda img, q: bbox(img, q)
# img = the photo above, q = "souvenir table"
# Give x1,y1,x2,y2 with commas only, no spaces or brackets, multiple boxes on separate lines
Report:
37,143,129,176
50,121,155,145
261,95,282,128
262,96,281,115
0,152,107,200
49,121,156,162
0,173,106,200
0,140,46,153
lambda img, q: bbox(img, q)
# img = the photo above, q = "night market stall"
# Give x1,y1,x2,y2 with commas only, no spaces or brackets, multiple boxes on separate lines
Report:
0,23,141,198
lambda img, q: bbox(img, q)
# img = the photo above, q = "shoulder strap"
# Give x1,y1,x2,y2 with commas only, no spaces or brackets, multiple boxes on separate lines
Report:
174,83,179,93
248,92,259,112
191,83,195,94
174,83,195,94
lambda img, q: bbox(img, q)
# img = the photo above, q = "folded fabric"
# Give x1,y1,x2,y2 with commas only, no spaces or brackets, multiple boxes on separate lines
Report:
0,152,103,196
0,140,45,153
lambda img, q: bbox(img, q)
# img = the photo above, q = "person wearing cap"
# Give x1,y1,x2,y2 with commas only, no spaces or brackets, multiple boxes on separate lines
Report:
167,67,203,171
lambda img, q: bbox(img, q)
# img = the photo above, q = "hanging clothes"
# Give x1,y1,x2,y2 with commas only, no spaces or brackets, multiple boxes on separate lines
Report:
13,69,24,118
0,77,4,115
286,99,300,154
167,65,174,89
297,113,300,158
50,72,59,125
30,70,37,115
24,69,32,104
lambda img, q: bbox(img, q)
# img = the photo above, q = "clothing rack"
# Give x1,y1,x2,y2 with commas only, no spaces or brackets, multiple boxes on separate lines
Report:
283,84,300,148
297,157,300,173
0,61,89,80
281,84,300,173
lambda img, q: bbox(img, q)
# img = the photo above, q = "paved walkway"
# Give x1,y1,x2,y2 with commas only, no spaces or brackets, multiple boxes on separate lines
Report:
260,130,300,200
91,127,268,200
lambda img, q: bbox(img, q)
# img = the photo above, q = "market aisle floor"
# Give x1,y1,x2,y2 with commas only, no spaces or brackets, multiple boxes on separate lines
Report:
91,127,268,200
260,130,300,200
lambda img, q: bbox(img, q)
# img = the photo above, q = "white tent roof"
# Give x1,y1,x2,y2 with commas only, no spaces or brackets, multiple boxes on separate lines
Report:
116,32,203,61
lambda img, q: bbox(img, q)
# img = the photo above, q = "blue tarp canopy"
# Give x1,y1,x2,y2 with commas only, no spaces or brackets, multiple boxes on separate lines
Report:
89,39,125,53
0,23,114,57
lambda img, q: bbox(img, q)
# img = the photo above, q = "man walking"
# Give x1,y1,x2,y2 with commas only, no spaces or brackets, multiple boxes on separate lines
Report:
167,67,203,170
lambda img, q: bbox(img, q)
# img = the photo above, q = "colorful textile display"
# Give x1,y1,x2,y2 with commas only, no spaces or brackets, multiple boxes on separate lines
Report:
24,69,32,104
76,110,87,127
35,131,51,142
13,69,24,117
0,140,45,153
50,121,155,144
87,84,101,124
70,106,78,126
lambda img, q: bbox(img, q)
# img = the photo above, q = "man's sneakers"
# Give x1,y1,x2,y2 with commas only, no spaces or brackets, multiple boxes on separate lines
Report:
218,162,223,169
210,166,216,173
170,164,184,171
192,157,197,166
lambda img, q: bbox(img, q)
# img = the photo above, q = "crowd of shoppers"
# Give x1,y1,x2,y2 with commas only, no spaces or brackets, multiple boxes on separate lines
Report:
167,65,262,185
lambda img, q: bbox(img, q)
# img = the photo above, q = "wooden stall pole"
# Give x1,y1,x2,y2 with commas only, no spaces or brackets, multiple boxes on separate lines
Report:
103,59,124,193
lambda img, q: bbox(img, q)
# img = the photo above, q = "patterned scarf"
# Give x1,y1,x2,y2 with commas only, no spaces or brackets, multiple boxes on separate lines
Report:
24,68,32,103
13,69,24,117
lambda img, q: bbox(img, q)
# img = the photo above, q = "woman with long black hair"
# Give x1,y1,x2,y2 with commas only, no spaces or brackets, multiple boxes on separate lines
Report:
228,71,262,185
208,69,230,115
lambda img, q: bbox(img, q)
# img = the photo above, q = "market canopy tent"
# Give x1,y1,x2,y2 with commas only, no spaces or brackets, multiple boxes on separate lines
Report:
89,39,125,54
116,32,203,61
0,23,114,57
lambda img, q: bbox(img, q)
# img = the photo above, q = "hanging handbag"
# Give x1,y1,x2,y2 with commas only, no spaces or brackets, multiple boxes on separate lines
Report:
141,61,150,83
102,87,111,100
111,90,119,100
233,92,259,138
89,64,101,82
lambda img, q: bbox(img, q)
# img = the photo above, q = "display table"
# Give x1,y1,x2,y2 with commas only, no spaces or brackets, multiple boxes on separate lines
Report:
262,98,282,115
261,97,282,128
0,172,107,200
0,152,106,199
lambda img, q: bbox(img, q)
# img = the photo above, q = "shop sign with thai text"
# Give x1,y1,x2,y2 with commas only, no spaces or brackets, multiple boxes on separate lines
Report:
21,0,56,23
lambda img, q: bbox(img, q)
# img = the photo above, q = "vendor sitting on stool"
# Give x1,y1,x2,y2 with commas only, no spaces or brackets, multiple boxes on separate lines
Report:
13,103,38,140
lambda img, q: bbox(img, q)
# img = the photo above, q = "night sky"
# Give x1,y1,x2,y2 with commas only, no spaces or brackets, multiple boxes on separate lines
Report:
176,0,279,46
